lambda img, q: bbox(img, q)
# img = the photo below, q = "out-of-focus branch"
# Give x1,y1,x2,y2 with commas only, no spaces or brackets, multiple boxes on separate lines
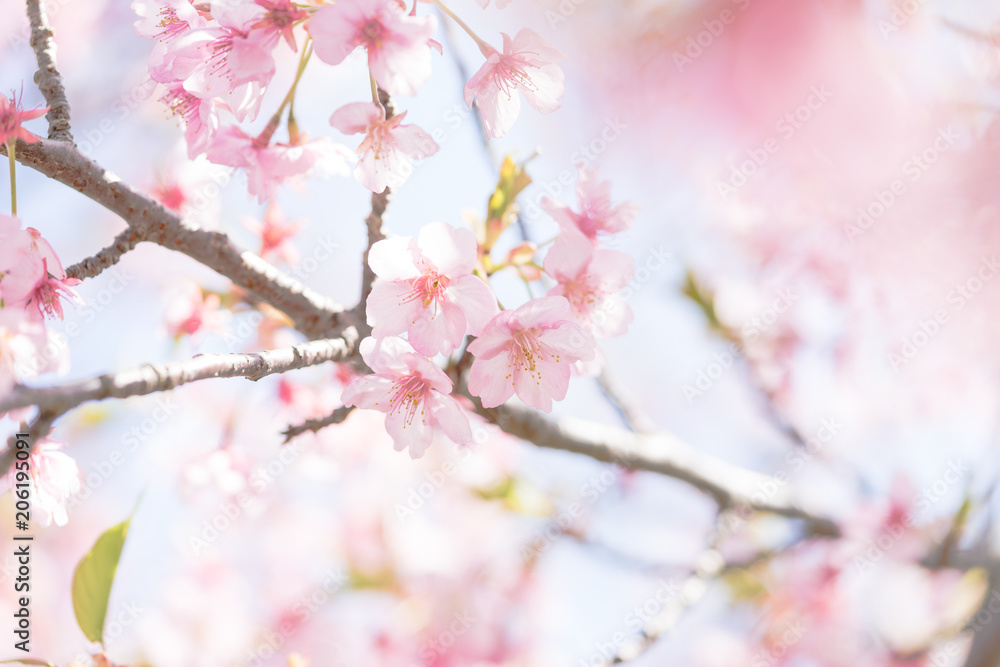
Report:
475,400,840,537
604,510,734,665
282,405,356,443
65,227,144,280
2,137,359,340
596,369,657,433
26,0,72,142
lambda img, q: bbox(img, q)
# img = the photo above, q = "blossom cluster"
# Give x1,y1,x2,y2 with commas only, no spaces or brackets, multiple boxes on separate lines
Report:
132,0,568,201
342,166,638,456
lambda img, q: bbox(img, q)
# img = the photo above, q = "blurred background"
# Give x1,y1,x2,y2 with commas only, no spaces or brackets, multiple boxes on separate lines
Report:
3,0,1000,665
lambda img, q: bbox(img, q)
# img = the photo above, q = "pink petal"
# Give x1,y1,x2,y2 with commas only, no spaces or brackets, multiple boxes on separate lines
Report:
521,63,564,115
447,275,498,336
468,351,516,409
514,357,570,413
466,310,515,358
358,335,415,374
408,299,466,356
544,224,593,281
418,222,477,276
330,102,383,135
385,408,433,457
512,295,570,329
367,279,421,338
306,3,361,66
340,374,396,409
427,392,471,444
537,322,596,361
368,236,419,280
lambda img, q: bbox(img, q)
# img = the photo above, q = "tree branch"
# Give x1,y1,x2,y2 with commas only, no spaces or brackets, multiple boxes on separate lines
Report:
1,337,354,417
282,405,356,443
2,137,360,340
65,226,144,280
476,401,839,537
26,0,72,142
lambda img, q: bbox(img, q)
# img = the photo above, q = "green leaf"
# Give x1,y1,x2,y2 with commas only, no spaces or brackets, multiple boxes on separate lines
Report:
72,518,132,644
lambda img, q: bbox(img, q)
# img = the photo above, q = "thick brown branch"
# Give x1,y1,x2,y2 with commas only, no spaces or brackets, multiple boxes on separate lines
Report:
3,137,360,340
0,337,354,420
65,227,144,280
282,405,356,443
26,0,72,142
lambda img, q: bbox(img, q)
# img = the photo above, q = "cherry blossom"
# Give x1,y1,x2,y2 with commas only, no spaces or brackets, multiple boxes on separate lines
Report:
366,221,498,356
0,215,44,310
0,438,81,527
164,282,227,339
160,84,221,158
205,126,350,202
21,227,82,320
464,28,565,139
246,203,301,264
0,92,47,146
543,166,639,242
330,101,438,193
132,0,207,44
252,0,308,51
307,0,437,97
341,336,471,457
544,224,634,338
467,296,595,411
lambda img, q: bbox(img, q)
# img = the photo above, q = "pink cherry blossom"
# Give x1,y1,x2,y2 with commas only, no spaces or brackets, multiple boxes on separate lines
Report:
464,28,565,139
160,84,221,158
0,92,47,146
544,224,634,338
543,166,639,241
467,295,595,412
330,101,438,193
366,222,498,356
132,0,207,44
341,336,471,457
0,438,81,526
246,203,301,264
252,0,308,51
205,126,350,202
0,215,44,310
306,0,437,96
165,282,226,339
22,227,82,320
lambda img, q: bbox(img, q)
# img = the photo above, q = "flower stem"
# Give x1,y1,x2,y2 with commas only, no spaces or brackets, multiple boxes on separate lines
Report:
258,40,313,146
7,141,16,217
434,0,494,57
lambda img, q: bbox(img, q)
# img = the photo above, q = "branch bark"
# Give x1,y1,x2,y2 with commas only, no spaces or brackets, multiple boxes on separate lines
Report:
65,226,144,280
0,337,355,417
26,0,72,142
476,401,839,537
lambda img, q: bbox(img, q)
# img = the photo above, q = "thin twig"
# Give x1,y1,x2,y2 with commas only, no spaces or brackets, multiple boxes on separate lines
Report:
65,227,144,280
282,405,356,443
